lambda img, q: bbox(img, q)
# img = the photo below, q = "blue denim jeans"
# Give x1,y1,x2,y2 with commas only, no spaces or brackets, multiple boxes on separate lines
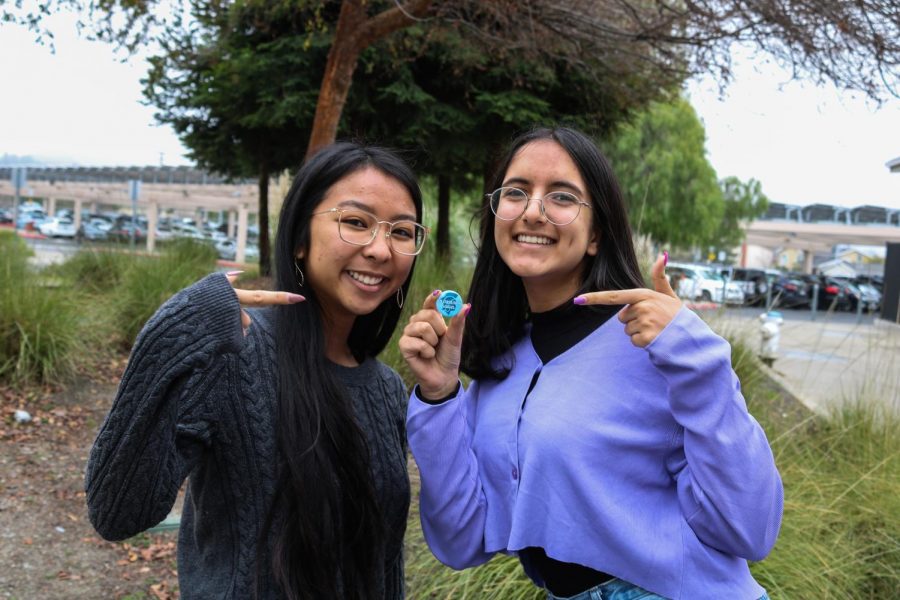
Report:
545,578,771,600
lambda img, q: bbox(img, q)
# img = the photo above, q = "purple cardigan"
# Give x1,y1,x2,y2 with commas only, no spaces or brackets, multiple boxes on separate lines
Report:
407,307,783,600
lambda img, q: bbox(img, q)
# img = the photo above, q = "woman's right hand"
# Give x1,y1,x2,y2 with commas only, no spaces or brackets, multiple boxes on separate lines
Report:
225,272,305,335
399,290,470,401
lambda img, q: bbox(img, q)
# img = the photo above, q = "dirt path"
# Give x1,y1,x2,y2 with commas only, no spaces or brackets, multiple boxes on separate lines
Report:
1,358,180,600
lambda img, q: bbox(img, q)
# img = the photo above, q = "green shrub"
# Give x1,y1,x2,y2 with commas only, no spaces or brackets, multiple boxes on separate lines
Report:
52,248,131,294
113,239,219,345
0,234,82,385
751,402,900,598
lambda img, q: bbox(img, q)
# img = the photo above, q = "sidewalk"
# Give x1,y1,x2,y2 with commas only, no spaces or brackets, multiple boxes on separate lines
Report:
707,309,900,416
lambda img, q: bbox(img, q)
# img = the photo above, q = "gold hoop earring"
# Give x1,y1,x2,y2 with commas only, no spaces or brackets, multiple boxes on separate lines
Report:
396,287,404,309
294,259,304,287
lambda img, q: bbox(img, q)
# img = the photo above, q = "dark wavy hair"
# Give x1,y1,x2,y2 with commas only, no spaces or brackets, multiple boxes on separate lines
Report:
461,126,644,380
262,142,422,599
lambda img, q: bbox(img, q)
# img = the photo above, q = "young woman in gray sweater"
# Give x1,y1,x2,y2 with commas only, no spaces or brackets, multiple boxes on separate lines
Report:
85,142,428,599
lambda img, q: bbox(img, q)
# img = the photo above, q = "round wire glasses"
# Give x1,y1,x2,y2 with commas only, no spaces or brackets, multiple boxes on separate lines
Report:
313,207,428,256
487,187,591,226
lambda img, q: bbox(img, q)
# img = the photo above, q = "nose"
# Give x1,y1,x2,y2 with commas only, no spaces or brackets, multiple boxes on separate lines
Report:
362,223,392,261
521,195,546,223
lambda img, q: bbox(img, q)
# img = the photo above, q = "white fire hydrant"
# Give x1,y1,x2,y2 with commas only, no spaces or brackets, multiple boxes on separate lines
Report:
758,311,783,367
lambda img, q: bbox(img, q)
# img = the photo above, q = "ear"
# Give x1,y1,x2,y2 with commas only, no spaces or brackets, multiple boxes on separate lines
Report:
586,230,600,257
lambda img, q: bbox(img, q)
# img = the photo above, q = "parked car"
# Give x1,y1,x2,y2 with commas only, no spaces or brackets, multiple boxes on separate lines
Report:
853,274,883,294
16,208,47,230
88,217,114,232
832,277,881,312
854,283,882,312
770,275,811,309
668,262,745,305
814,276,853,312
0,208,12,224
721,267,776,306
109,223,146,242
76,221,109,241
215,238,259,262
38,217,77,238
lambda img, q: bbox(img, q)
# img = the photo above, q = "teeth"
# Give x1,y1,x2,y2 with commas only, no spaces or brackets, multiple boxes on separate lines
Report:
516,234,554,245
348,271,384,286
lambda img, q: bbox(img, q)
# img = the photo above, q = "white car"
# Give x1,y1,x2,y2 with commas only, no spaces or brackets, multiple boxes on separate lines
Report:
215,238,259,262
38,217,77,238
668,262,745,305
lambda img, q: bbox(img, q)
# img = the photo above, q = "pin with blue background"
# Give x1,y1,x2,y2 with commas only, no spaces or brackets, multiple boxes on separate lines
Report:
436,290,463,318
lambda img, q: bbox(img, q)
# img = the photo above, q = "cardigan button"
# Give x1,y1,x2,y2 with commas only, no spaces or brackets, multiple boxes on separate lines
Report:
511,467,518,480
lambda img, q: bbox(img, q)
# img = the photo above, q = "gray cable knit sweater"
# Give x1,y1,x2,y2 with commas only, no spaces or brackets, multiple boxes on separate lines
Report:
85,273,410,599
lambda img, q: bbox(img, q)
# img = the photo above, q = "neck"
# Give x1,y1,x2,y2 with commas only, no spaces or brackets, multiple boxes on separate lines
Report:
320,311,358,367
523,276,581,313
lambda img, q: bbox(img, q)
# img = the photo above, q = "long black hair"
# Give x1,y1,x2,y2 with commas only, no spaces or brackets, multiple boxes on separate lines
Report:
264,142,422,598
461,126,644,380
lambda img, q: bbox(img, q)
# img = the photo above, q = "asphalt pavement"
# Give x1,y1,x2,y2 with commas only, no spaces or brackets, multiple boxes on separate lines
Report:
704,305,900,416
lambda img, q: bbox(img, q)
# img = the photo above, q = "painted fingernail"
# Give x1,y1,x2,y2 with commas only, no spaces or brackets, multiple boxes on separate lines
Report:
663,251,668,265
287,293,306,303
573,296,586,305
227,270,244,276
463,304,471,316
432,289,441,297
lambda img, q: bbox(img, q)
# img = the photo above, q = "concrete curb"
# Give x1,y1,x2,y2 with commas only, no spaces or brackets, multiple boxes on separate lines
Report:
757,361,827,417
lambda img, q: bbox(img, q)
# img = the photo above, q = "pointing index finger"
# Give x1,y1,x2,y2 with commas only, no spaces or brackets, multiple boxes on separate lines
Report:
575,288,654,306
234,288,305,307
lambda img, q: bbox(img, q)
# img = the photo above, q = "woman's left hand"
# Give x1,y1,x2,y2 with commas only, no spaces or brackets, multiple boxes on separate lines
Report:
574,253,681,348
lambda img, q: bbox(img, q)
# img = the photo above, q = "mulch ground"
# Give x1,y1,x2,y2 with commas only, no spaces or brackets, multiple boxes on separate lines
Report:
0,353,181,600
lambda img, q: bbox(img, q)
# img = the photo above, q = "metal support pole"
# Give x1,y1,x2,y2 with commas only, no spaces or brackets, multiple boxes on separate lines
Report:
811,283,819,321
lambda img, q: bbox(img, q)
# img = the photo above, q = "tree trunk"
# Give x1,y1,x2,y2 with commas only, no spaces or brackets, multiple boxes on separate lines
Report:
305,0,433,159
437,174,451,259
258,163,271,276
305,1,367,158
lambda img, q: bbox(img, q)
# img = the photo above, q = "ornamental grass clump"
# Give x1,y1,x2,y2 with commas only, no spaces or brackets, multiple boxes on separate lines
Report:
113,238,219,345
0,231,83,385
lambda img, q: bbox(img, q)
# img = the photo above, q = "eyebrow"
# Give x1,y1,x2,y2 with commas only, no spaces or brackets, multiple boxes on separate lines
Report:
334,199,418,222
501,177,585,196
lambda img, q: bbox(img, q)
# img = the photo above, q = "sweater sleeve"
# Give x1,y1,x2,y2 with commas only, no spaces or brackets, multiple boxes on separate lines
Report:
85,273,244,541
647,307,784,561
406,380,495,570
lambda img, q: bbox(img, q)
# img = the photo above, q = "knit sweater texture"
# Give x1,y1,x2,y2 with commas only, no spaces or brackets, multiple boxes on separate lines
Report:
85,273,410,599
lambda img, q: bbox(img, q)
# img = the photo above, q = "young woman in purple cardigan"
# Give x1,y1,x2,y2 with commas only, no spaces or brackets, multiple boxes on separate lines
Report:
399,126,783,600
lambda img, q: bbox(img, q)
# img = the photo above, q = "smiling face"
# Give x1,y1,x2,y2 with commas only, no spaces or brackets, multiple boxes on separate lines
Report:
493,139,599,312
299,166,417,330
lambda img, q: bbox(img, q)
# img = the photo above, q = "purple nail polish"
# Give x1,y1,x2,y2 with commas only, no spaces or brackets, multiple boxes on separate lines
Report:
463,304,471,316
432,289,441,297
287,293,306,303
573,296,586,305
663,251,668,266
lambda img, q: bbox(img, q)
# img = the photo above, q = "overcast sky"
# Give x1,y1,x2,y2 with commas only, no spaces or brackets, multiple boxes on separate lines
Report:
1,14,899,210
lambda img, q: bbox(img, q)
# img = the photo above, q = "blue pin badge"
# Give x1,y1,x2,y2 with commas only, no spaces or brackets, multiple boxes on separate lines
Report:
436,290,463,318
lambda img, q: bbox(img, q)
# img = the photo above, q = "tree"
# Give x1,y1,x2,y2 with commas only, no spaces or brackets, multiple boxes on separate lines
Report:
606,97,724,250
348,21,679,257
143,3,332,275
6,0,899,264
7,0,898,145
712,176,769,261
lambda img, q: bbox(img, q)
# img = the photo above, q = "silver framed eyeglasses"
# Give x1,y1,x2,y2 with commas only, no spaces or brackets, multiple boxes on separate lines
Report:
487,187,591,226
313,207,429,256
